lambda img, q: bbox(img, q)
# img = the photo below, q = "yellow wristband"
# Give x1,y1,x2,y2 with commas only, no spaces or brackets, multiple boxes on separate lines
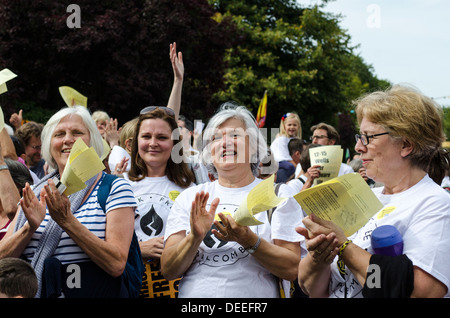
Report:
337,240,352,277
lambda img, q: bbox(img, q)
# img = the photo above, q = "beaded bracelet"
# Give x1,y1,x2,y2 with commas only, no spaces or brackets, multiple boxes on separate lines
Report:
337,240,352,277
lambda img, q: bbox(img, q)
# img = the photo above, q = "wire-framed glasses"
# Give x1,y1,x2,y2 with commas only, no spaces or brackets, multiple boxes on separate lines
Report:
355,132,389,146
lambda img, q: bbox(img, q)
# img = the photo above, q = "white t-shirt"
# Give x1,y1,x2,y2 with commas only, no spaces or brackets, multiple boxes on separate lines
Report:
108,146,131,173
270,136,294,162
164,178,304,298
441,175,450,188
328,175,450,298
124,174,192,241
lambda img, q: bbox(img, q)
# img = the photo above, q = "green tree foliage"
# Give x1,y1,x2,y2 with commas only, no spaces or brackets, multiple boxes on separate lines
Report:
208,0,389,140
443,106,450,141
0,0,236,124
0,0,389,142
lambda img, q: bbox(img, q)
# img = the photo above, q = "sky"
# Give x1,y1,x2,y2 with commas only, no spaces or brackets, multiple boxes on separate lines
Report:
298,0,450,106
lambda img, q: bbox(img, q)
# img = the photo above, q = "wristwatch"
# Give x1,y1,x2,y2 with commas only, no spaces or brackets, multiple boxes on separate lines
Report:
0,164,8,171
245,235,261,254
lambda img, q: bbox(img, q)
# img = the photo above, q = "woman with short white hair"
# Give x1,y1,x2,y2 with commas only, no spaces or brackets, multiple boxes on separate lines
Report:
0,106,137,298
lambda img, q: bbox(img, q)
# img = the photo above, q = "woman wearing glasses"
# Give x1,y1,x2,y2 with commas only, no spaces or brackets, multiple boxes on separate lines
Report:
161,103,303,298
125,106,194,298
297,85,450,298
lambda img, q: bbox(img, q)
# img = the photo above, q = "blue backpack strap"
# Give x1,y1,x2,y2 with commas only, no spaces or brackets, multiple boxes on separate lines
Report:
97,173,118,213
96,172,144,298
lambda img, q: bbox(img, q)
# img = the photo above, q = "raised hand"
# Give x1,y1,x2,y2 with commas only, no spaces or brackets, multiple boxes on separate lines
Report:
189,191,219,240
20,182,46,232
170,42,184,82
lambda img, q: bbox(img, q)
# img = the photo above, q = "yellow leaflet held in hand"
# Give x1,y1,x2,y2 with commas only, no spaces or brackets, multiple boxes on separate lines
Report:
0,106,5,132
294,173,383,237
0,69,18,95
233,175,287,226
100,139,111,162
309,145,343,185
61,138,105,195
59,86,87,107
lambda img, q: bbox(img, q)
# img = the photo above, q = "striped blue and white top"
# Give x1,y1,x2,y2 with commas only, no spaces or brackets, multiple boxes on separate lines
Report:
23,173,137,265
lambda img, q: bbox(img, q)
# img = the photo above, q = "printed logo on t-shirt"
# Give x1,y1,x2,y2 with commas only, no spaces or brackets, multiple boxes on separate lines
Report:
169,190,180,201
376,206,396,220
195,203,251,267
135,192,174,240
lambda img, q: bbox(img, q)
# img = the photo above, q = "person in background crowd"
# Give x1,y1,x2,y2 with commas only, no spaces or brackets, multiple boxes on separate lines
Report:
92,110,111,139
14,122,45,179
295,122,353,179
178,114,209,184
276,138,304,183
287,143,321,194
270,112,302,164
0,257,38,298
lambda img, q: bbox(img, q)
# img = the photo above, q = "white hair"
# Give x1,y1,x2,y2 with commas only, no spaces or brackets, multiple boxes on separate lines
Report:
201,102,268,178
41,106,104,170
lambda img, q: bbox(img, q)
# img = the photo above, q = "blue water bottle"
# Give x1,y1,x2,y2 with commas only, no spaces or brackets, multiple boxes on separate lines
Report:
371,225,403,256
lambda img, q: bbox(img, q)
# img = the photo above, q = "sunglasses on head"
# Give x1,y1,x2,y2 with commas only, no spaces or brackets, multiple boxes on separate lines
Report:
140,106,175,117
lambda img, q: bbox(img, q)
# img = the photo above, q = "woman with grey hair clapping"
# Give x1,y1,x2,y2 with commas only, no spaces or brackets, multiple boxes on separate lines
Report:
161,103,304,298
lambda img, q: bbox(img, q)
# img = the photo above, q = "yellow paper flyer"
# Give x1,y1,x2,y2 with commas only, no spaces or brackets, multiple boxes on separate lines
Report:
309,145,343,185
59,86,88,107
0,68,17,95
61,138,105,195
233,175,287,226
0,107,5,132
294,173,383,236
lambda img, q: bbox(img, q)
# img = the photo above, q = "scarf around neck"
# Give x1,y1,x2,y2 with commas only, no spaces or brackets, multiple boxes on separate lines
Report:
14,170,99,297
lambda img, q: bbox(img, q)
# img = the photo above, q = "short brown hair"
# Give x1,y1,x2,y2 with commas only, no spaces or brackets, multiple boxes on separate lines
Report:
0,258,38,298
310,122,340,144
14,121,43,146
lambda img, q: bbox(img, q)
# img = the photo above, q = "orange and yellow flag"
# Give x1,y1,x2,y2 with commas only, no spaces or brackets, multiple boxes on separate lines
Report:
256,90,267,128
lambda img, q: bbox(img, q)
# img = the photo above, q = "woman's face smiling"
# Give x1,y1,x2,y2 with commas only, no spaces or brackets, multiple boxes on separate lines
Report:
138,118,174,174
284,118,299,137
355,117,404,185
51,115,91,173
211,118,251,174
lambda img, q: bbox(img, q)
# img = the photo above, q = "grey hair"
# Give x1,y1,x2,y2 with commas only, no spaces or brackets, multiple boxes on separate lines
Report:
201,102,268,178
41,106,104,170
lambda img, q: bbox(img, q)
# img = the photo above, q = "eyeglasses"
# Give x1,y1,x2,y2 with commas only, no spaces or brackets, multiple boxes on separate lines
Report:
355,132,389,146
140,106,175,117
309,135,328,141
29,145,42,150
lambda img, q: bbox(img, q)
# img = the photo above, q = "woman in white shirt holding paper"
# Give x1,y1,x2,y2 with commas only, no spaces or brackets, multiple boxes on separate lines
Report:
161,103,303,298
297,85,450,298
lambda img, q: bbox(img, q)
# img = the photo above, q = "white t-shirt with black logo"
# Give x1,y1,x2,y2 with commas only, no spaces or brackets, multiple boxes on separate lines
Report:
328,175,450,298
164,178,304,298
124,174,192,241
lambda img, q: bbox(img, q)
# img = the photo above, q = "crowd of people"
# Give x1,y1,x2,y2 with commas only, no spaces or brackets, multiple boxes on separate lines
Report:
0,43,450,299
